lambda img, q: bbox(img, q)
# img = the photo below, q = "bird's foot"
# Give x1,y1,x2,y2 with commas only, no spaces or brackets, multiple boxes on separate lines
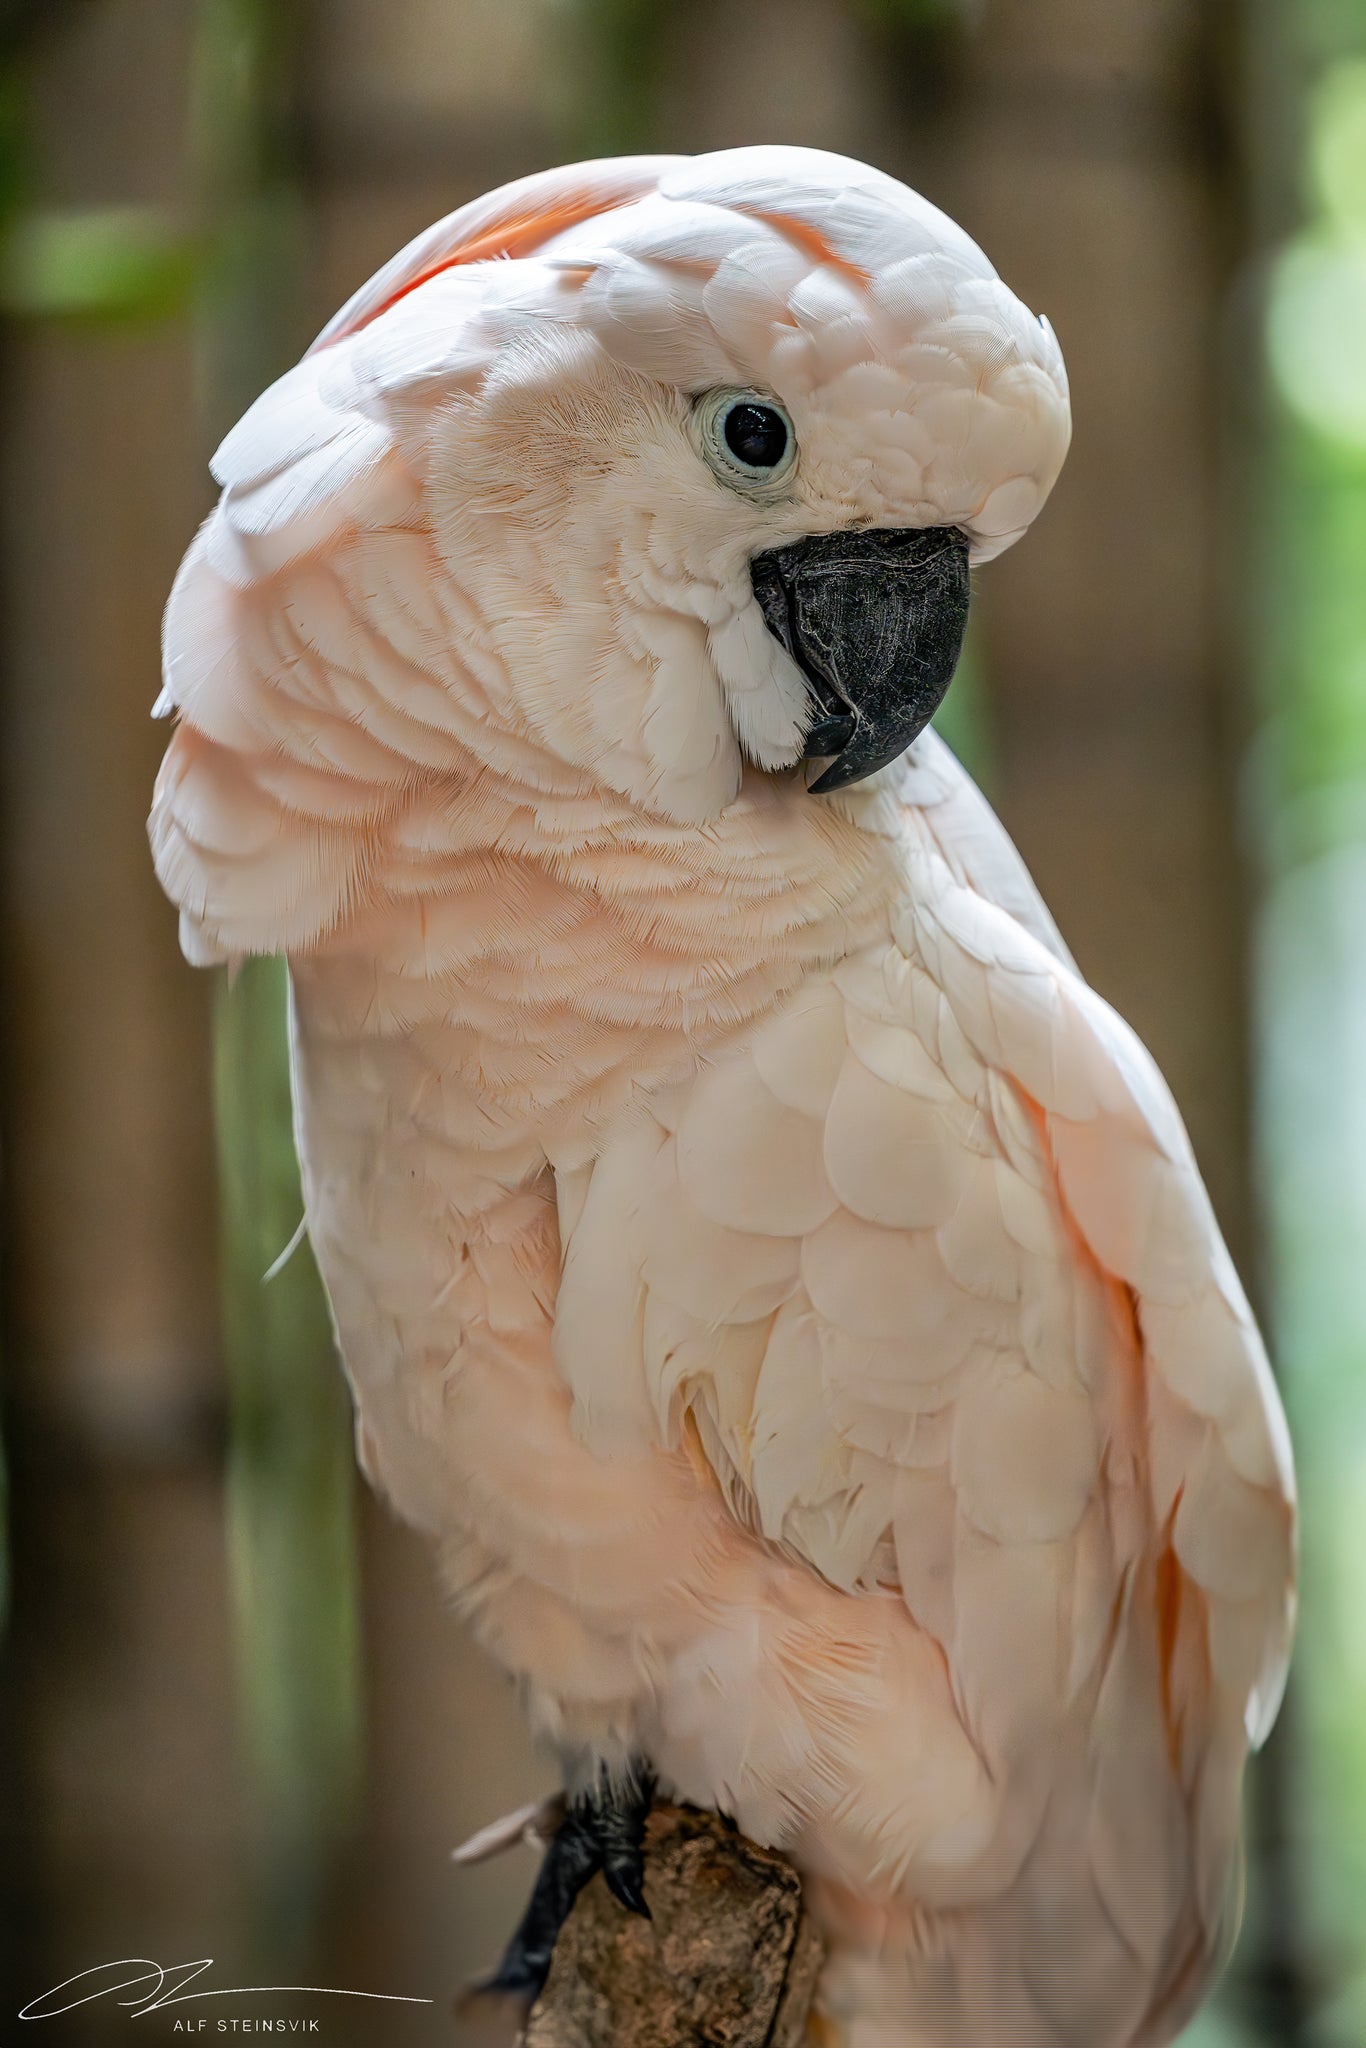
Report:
463,1762,655,2014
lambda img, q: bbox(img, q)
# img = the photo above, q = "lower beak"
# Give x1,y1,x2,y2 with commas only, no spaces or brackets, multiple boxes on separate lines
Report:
750,526,971,793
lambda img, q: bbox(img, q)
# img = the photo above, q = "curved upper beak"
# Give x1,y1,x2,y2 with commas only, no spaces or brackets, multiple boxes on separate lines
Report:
750,526,971,793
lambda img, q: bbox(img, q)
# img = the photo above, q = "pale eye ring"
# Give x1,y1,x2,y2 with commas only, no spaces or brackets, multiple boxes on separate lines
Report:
694,388,798,494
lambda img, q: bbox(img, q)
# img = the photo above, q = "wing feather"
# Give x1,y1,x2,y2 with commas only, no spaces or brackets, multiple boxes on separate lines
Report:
910,847,1295,1744
309,156,681,353
150,300,499,961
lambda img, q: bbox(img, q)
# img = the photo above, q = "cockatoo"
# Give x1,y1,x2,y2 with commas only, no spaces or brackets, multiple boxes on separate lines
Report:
150,146,1296,2047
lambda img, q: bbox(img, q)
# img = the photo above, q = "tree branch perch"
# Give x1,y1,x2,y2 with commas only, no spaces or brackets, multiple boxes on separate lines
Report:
519,1805,823,2048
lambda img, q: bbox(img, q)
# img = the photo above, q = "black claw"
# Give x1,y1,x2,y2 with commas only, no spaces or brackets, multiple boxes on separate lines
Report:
594,1762,653,1920
603,1864,651,1919
468,1762,656,2006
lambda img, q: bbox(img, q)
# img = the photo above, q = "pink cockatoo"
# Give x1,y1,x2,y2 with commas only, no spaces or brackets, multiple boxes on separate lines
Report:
150,146,1296,2046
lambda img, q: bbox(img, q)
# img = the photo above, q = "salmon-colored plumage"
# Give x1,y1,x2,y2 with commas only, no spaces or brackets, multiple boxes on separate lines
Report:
731,205,871,286
149,146,1294,2047
317,189,644,349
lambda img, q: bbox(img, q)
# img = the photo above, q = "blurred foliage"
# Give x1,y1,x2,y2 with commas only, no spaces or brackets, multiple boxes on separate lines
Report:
190,0,310,421
850,0,976,56
553,0,671,155
1254,14,1366,2048
0,1,88,60
1264,61,1366,810
1309,59,1366,229
0,204,198,320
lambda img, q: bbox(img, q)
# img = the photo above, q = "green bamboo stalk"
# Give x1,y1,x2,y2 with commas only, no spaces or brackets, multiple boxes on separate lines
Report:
191,0,362,1963
213,961,361,1952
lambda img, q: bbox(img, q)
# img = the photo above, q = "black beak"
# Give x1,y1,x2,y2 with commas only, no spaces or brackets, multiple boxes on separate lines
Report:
750,526,971,794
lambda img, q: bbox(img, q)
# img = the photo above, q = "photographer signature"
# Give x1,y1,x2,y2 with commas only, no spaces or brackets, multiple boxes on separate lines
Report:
19,1957,434,2021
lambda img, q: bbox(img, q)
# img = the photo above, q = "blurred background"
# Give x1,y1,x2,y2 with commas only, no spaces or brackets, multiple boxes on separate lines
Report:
0,0,1362,2041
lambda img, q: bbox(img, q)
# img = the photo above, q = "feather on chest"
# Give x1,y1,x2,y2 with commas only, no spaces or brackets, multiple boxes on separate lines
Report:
288,766,902,1173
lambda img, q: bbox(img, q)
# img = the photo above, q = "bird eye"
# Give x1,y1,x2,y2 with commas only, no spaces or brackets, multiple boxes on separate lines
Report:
694,389,798,494
725,403,788,470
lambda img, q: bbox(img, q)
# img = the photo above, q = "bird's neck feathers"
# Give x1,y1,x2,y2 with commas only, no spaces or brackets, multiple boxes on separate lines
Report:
295,760,905,1149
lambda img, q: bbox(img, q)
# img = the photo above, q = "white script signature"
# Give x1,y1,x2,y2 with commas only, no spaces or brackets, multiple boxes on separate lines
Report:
19,1958,434,2022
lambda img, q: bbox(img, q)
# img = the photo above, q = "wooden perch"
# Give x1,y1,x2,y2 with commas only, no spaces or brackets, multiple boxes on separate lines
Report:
520,1804,823,2048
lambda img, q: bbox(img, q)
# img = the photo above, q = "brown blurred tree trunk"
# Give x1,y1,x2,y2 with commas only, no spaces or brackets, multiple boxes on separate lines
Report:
0,0,241,2018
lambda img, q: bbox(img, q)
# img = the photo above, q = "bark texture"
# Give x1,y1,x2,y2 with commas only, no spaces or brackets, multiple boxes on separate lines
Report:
521,1805,823,2048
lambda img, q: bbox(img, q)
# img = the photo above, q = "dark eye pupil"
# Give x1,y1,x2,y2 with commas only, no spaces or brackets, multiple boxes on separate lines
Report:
724,402,788,471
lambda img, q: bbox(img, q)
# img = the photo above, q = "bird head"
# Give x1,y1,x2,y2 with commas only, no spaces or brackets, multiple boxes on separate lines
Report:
220,147,1070,828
